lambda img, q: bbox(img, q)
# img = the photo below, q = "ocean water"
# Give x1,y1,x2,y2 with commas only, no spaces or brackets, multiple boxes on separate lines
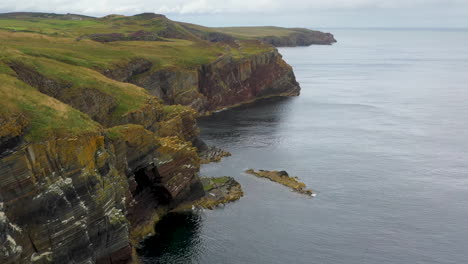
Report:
140,29,468,264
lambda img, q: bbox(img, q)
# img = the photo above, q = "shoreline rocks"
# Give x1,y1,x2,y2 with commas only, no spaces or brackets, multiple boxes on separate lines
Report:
175,176,243,210
199,146,232,164
197,176,243,209
245,169,314,196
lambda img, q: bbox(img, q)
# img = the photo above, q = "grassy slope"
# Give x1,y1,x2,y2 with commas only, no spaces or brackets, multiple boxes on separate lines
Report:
179,22,316,40
0,14,188,38
0,13,278,142
0,69,100,141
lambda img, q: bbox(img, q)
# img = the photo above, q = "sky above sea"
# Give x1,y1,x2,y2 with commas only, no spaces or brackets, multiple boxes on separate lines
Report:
1,0,468,28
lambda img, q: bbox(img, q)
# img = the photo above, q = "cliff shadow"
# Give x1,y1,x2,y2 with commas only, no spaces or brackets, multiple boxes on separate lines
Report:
133,166,172,205
198,96,297,145
137,211,203,264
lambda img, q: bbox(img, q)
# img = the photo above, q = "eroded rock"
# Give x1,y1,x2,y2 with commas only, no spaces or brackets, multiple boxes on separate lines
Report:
245,169,314,196
175,176,243,210
127,49,301,114
198,146,231,164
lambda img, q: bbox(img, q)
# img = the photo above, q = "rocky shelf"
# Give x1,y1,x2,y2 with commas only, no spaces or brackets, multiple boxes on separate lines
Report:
175,176,244,210
196,176,243,209
245,169,314,196
199,146,232,164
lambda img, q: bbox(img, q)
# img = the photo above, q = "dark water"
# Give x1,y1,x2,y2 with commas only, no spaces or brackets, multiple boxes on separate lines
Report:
141,29,468,264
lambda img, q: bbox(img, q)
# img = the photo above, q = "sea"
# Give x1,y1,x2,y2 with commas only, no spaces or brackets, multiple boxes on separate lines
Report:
139,28,468,264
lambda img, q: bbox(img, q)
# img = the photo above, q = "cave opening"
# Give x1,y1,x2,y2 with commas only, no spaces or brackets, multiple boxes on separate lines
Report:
133,166,172,205
133,167,152,196
152,186,172,205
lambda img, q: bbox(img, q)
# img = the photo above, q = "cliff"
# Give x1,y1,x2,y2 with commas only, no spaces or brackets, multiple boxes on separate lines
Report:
257,29,337,46
0,126,203,264
0,12,320,263
114,46,300,114
0,12,336,47
0,62,203,263
181,24,337,47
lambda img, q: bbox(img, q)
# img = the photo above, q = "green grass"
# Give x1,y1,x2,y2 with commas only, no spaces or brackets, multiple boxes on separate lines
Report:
3,54,151,119
213,26,295,38
180,22,311,39
161,104,193,119
0,15,195,40
0,73,100,141
0,30,251,71
201,176,231,191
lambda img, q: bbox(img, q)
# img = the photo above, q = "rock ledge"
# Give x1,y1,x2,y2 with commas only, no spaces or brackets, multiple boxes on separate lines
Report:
245,169,314,196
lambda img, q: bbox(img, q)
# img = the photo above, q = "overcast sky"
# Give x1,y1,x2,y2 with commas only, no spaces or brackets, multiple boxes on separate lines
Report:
1,0,467,28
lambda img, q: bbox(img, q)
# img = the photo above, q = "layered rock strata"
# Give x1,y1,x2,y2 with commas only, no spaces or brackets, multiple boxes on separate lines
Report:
107,49,300,114
0,125,204,264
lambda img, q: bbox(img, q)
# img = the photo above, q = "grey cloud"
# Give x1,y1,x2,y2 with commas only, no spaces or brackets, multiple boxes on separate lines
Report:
0,0,467,16
0,0,467,27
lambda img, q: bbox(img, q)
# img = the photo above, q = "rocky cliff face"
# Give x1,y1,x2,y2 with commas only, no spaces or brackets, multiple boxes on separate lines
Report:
0,59,204,263
197,49,300,112
0,124,203,264
1,42,298,264
110,49,300,114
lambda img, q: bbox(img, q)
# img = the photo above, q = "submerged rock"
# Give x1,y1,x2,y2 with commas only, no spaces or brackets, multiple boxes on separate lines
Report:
245,169,314,196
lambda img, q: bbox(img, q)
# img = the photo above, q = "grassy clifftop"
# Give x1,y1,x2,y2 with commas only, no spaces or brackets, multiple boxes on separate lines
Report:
0,12,336,46
0,12,326,143
0,13,273,142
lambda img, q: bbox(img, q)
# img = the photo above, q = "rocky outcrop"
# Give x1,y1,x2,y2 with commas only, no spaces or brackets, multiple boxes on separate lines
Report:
260,30,337,47
130,49,300,114
130,69,205,109
194,177,243,209
245,169,314,196
197,143,231,164
197,49,300,112
175,176,243,210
